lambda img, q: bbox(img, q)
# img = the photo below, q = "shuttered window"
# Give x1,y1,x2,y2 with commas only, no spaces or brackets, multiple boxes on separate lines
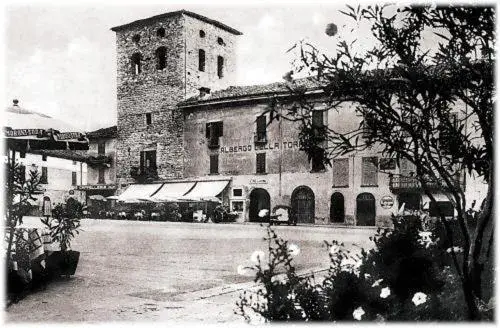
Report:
210,154,219,174
361,157,378,186
140,150,157,172
256,115,267,142
98,141,105,155
72,171,77,186
256,153,266,174
98,168,105,184
332,158,349,187
206,121,223,147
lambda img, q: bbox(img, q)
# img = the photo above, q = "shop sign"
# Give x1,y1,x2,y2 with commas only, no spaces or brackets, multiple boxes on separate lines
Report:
250,178,268,185
76,184,116,191
4,128,45,137
220,140,302,154
69,190,75,195
380,196,394,209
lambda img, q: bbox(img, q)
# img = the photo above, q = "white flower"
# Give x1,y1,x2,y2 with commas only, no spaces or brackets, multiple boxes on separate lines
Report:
352,306,365,320
237,265,251,276
418,231,434,248
412,292,428,306
329,245,340,255
250,250,266,264
372,279,383,287
258,209,269,217
380,287,391,299
271,274,287,284
288,243,300,257
446,246,464,253
364,273,371,280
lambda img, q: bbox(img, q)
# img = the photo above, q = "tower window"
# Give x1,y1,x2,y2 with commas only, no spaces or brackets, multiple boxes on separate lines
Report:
217,37,224,45
199,30,206,38
256,153,266,174
131,53,142,75
199,49,206,72
156,27,166,38
132,34,140,43
217,56,224,78
146,113,152,126
156,47,167,70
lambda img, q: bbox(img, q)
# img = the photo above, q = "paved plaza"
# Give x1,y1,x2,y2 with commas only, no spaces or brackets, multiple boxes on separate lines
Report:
6,218,376,323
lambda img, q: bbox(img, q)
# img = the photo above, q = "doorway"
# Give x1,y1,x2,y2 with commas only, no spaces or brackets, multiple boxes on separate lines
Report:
249,188,271,222
330,192,345,223
291,186,315,224
356,193,376,226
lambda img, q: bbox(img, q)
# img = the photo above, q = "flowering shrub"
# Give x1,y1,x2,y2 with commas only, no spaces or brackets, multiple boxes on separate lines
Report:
235,216,493,322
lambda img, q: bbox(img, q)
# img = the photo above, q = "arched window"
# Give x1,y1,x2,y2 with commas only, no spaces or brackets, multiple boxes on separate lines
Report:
199,30,206,38
131,53,142,75
156,27,166,38
156,47,167,70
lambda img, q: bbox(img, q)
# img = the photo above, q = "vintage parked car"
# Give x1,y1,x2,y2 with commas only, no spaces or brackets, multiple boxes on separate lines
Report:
270,205,296,226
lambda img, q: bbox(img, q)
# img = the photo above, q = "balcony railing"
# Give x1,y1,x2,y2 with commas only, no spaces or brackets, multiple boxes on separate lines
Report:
254,132,268,144
207,137,220,149
389,175,465,193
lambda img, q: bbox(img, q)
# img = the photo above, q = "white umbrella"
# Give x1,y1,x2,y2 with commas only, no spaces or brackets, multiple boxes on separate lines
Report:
4,99,89,152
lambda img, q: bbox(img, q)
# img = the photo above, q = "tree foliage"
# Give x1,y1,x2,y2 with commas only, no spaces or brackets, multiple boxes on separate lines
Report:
265,4,494,320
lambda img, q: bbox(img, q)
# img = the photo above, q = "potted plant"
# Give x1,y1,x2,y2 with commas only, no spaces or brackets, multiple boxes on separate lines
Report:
41,200,82,277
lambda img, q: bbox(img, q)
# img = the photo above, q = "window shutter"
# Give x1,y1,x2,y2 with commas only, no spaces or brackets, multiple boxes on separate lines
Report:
72,171,77,186
362,157,378,186
256,153,266,173
217,121,223,137
312,111,324,127
332,158,349,187
256,115,266,134
140,151,145,172
210,154,219,174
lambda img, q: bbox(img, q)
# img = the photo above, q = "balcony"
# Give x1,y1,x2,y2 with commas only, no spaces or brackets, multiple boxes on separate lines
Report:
389,175,465,193
254,132,268,144
130,166,158,183
207,137,220,149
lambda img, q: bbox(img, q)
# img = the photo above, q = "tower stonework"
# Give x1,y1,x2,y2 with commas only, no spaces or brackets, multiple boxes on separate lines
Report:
111,10,241,187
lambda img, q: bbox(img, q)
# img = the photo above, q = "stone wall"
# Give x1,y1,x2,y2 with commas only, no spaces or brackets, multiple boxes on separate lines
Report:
114,13,239,188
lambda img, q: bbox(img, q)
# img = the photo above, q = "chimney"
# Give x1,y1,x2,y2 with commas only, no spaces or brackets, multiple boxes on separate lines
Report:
199,87,211,98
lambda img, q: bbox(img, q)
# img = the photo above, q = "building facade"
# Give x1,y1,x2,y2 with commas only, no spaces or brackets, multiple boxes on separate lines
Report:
76,126,117,201
12,150,88,214
112,10,488,226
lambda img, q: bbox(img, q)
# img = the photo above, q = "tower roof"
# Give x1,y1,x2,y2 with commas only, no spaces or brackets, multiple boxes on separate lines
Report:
110,10,243,35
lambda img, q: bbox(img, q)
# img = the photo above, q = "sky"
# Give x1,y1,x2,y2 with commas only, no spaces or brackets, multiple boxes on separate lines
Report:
4,1,377,132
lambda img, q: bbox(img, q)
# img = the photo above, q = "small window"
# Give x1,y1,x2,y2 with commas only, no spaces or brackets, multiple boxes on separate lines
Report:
42,155,47,162
198,49,206,72
40,167,48,184
156,47,167,70
156,27,166,38
217,37,224,45
131,53,142,75
72,172,77,186
146,113,152,126
256,153,266,174
72,160,77,165
140,150,157,172
98,168,105,184
97,141,105,155
20,151,26,159
217,56,224,78
232,201,244,212
199,30,206,38
233,188,243,197
132,34,140,43
210,154,219,174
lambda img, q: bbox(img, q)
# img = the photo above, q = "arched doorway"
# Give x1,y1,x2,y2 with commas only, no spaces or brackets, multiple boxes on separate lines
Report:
356,193,376,226
330,192,345,223
249,188,271,222
291,186,315,224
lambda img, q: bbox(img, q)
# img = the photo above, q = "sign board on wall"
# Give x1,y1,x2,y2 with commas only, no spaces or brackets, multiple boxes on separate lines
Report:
250,178,268,184
219,140,302,154
380,196,394,209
